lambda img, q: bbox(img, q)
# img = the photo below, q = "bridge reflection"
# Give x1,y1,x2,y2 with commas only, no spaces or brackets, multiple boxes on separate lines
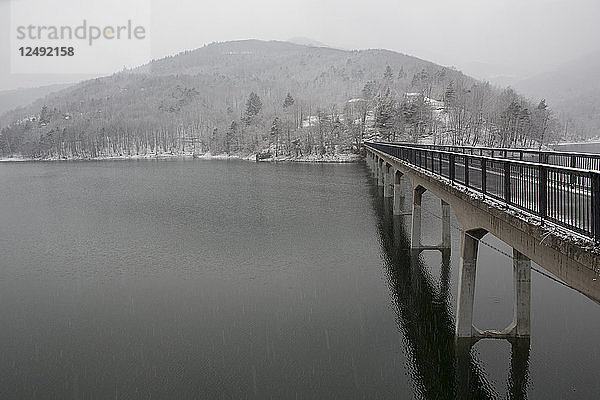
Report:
370,178,530,399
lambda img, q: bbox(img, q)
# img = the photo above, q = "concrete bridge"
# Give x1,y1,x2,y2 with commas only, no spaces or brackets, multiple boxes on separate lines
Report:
365,141,600,340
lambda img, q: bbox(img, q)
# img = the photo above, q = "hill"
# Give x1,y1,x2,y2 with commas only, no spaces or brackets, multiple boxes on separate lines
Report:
0,40,556,159
514,50,600,139
0,83,74,116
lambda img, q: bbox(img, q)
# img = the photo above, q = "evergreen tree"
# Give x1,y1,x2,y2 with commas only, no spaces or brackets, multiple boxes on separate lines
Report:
243,92,263,125
283,93,295,109
374,88,396,141
39,105,50,125
444,81,456,107
383,65,394,85
362,81,377,100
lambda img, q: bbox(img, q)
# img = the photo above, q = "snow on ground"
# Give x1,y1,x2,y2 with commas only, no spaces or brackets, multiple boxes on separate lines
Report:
0,156,30,162
555,138,600,146
259,153,362,163
0,151,362,163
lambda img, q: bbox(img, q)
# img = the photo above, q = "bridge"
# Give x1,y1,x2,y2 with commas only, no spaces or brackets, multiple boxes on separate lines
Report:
364,141,600,340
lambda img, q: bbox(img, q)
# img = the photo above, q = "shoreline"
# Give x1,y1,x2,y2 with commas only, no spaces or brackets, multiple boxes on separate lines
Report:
0,152,364,164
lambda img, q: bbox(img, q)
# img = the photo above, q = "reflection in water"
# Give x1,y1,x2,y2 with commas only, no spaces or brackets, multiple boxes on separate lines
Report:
368,178,530,399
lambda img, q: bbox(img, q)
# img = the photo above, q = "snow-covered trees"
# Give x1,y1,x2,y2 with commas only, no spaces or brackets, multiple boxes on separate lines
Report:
243,92,262,126
0,41,564,159
374,88,396,141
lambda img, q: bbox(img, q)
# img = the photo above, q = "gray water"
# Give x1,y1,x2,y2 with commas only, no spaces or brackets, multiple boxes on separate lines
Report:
0,159,599,399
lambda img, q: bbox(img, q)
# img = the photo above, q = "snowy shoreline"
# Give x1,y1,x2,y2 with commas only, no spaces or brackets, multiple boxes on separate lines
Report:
0,152,363,164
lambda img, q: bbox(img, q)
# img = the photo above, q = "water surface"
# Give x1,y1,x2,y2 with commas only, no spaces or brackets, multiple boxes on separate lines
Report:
0,159,599,399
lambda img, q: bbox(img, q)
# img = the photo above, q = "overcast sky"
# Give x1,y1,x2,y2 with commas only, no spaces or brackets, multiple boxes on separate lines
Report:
1,0,599,90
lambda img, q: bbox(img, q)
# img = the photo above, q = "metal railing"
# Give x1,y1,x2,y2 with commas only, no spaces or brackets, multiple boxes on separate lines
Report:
393,143,600,171
366,141,600,242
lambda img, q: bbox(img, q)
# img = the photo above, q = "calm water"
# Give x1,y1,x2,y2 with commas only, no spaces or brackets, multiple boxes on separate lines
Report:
1,159,599,399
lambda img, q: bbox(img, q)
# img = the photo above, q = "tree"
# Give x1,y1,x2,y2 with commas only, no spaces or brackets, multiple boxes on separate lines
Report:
397,67,406,80
282,93,295,155
283,93,295,109
270,117,281,157
362,81,377,100
444,81,456,107
210,127,218,154
225,121,237,154
39,105,51,125
532,99,553,147
383,65,394,86
374,88,396,141
242,92,262,126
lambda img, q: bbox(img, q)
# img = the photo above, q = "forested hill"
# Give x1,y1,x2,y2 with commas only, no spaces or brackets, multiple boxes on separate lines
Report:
0,40,558,159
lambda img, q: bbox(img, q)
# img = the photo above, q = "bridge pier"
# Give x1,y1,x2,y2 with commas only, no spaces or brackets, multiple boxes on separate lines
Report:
377,159,384,187
411,186,426,248
384,164,393,198
455,229,531,339
410,186,452,250
393,171,404,215
442,200,451,248
370,154,376,178
509,249,531,338
455,228,486,337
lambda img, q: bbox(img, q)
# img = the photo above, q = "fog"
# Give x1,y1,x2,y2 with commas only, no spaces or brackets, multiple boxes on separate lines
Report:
1,0,599,90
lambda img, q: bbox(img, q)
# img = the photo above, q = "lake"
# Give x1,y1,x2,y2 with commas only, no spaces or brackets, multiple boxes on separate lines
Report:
1,159,599,399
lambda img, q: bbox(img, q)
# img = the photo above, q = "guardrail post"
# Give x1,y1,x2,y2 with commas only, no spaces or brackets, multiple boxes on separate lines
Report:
504,162,511,204
481,159,487,195
449,153,456,182
592,172,600,241
464,157,470,187
539,165,547,221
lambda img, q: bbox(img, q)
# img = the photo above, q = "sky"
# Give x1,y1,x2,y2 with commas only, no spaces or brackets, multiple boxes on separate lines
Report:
1,0,599,91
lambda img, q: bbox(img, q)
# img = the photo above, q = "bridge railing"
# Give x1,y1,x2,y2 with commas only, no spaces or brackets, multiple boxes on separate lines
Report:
389,142,600,171
366,141,600,242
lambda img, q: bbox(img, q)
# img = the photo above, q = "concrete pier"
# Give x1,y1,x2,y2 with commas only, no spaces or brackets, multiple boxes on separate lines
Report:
442,200,451,248
510,249,531,337
455,229,486,338
411,186,426,248
371,156,377,179
393,171,404,215
384,164,393,198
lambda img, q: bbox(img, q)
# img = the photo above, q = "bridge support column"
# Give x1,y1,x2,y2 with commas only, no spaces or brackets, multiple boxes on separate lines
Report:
456,228,487,337
377,159,384,187
510,249,531,337
384,165,393,198
411,186,426,248
371,155,377,178
393,171,404,215
441,200,451,248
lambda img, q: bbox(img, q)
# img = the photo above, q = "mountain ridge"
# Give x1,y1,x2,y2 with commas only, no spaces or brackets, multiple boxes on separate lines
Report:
514,50,600,138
